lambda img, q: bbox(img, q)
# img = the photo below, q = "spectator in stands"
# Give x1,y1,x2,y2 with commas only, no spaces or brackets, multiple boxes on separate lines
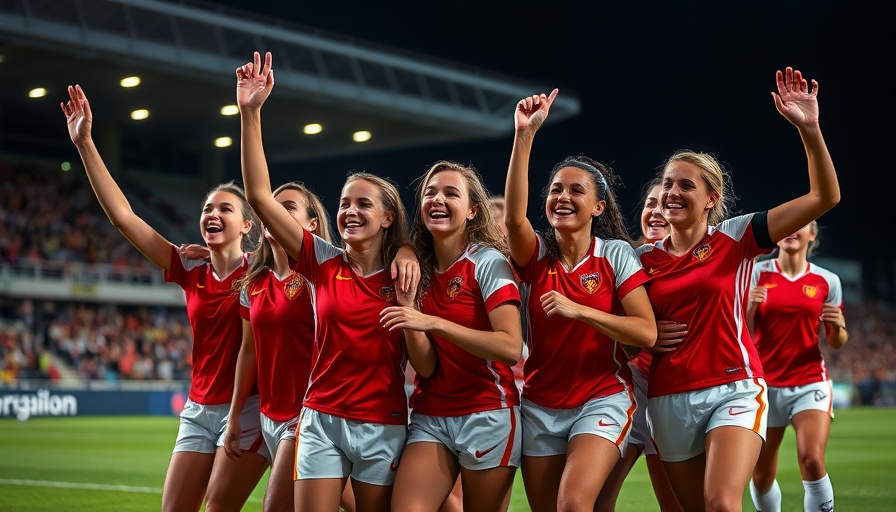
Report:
62,84,267,512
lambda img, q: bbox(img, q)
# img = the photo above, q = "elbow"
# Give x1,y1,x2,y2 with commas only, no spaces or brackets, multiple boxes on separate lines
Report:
498,338,524,365
416,365,436,379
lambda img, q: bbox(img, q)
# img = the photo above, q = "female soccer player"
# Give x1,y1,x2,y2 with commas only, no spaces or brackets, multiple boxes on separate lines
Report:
504,89,657,512
383,161,523,512
637,67,840,511
236,51,418,512
747,221,847,512
62,85,269,512
597,177,681,512
220,181,357,512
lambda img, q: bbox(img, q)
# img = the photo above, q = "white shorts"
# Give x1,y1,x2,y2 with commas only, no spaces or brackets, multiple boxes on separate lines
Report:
648,378,768,462
261,412,299,461
522,390,635,458
407,406,521,469
627,364,656,456
295,408,407,486
174,395,269,461
767,381,834,428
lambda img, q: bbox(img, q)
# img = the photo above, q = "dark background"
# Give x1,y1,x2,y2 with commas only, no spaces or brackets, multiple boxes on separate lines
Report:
213,0,894,298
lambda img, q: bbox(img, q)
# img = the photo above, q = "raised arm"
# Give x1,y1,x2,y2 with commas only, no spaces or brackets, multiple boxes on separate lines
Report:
766,67,840,242
238,51,305,259
504,89,558,266
61,85,173,269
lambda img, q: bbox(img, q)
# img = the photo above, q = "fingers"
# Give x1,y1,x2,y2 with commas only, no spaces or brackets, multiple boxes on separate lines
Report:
262,51,272,76
810,78,819,96
545,88,559,106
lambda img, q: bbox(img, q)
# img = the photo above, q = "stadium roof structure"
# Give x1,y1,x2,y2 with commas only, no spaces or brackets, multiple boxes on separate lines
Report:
0,0,580,176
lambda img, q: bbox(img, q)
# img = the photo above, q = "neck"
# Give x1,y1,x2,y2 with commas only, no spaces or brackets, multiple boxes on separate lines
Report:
210,244,244,279
270,243,291,276
433,231,468,273
777,249,808,277
667,219,709,257
346,242,384,276
555,228,592,270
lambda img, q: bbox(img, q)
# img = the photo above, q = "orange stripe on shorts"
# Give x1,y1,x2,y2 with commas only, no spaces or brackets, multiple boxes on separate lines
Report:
752,378,767,433
499,408,518,467
615,388,638,447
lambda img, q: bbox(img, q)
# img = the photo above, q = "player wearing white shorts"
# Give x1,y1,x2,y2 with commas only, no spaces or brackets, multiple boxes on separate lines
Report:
238,51,421,512
383,162,523,512
637,65,840,512
747,222,848,512
502,90,657,512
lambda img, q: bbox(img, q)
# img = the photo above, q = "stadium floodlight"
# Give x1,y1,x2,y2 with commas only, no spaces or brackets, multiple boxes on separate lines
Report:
120,76,141,88
215,136,233,148
220,105,239,116
352,130,371,143
130,109,150,120
29,88,47,98
303,123,323,135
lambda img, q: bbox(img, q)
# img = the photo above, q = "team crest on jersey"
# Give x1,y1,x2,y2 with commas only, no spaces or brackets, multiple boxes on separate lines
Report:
580,272,601,294
380,286,396,303
692,243,712,261
802,285,818,298
447,276,464,299
283,273,304,300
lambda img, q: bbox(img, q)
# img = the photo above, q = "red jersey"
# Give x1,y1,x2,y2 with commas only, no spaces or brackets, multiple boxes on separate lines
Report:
240,268,315,421
164,245,247,405
410,244,521,416
517,234,646,408
637,213,773,397
751,260,843,387
293,229,407,425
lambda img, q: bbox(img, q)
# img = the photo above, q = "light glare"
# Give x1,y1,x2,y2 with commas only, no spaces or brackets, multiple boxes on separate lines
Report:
352,130,371,143
215,137,233,148
303,123,323,135
28,88,47,98
120,76,141,88
130,109,150,120
220,105,239,116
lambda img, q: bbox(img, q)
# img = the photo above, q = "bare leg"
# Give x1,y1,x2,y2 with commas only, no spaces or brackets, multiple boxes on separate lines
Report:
295,477,346,512
522,454,565,512
392,442,458,512
461,465,517,512
594,443,642,512
161,451,215,512
205,447,269,512
262,440,297,512
645,454,682,512
704,426,762,512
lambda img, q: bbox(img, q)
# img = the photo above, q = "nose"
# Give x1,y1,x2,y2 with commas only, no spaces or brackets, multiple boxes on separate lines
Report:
557,189,571,201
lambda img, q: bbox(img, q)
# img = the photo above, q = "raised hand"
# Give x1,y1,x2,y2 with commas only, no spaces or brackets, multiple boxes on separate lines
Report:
60,85,93,146
772,67,820,129
236,51,274,111
515,88,559,136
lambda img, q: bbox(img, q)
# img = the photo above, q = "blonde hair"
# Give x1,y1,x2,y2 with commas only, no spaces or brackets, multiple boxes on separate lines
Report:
663,150,735,226
345,172,409,267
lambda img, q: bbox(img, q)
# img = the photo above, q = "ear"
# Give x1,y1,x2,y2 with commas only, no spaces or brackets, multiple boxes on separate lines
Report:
591,200,606,218
306,218,319,234
705,191,720,210
241,220,253,235
381,213,394,229
467,204,479,221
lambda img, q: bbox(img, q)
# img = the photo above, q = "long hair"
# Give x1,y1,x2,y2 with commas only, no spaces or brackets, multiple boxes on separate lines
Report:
204,181,260,254
539,155,631,263
345,172,409,268
662,150,736,226
239,182,332,289
411,161,507,295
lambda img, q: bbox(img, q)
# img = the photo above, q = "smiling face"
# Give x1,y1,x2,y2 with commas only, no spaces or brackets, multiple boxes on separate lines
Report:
641,184,669,242
545,166,604,233
777,222,817,256
661,160,718,229
421,170,476,238
200,190,252,249
336,178,393,247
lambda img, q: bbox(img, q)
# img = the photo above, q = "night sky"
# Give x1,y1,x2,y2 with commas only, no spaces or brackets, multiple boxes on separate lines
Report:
212,0,895,298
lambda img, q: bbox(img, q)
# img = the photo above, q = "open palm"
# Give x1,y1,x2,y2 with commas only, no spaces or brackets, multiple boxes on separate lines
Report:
60,85,93,145
773,67,819,128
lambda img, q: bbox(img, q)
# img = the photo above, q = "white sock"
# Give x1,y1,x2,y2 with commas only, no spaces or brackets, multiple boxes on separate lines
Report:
803,473,834,512
750,479,782,512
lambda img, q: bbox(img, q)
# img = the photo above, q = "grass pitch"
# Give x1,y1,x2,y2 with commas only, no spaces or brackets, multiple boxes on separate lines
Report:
1,407,893,511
